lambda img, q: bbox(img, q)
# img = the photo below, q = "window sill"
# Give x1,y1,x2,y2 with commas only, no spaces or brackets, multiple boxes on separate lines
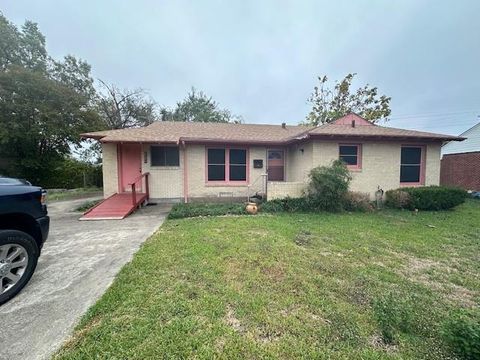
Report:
400,182,424,187
347,166,362,172
205,182,249,187
149,166,181,170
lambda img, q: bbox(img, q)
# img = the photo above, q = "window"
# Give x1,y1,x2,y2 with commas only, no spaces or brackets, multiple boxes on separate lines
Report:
207,148,226,181
229,149,247,181
207,148,247,182
400,146,423,184
339,144,361,169
151,146,179,166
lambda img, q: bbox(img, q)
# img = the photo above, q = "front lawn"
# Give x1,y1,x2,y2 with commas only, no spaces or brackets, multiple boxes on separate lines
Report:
56,201,480,359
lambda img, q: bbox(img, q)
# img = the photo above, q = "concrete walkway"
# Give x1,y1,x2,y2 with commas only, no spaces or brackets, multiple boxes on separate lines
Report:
0,198,171,360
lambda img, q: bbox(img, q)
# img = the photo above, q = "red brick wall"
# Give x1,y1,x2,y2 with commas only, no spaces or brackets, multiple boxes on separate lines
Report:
440,152,480,191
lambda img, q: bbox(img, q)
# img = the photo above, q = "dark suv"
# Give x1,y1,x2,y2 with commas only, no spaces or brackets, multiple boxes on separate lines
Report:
0,177,49,305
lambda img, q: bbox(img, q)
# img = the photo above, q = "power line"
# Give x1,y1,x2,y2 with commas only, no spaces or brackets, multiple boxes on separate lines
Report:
389,109,479,120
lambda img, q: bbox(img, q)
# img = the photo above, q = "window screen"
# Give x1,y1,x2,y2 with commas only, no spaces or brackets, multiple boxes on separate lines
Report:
339,145,358,166
400,147,422,183
151,146,179,166
229,149,247,181
207,148,226,181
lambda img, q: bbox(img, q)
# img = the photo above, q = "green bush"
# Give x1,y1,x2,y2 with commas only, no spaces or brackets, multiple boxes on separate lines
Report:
306,160,352,212
260,197,314,213
343,191,374,212
168,203,246,219
443,311,480,360
386,186,467,211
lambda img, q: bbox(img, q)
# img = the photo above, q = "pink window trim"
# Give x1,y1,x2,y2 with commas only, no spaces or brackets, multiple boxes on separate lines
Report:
205,146,250,185
400,145,426,187
339,143,362,171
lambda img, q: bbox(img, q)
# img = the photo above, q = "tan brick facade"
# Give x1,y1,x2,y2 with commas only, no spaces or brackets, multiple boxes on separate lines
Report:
102,140,442,201
186,145,267,200
101,143,118,197
141,144,183,200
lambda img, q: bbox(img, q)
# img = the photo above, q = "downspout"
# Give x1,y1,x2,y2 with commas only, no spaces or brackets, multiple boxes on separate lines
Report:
182,140,188,203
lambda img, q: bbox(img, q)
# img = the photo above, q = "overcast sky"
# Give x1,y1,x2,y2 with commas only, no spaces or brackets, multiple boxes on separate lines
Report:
2,0,479,135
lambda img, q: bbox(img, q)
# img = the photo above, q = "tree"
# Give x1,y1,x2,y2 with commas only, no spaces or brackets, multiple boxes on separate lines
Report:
305,73,391,126
160,88,241,123
0,13,100,185
96,80,157,129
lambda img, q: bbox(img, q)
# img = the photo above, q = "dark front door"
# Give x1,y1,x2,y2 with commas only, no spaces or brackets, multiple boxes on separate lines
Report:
267,149,285,181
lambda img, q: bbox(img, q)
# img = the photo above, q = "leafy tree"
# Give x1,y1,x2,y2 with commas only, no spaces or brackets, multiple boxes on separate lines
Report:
305,73,391,126
0,13,100,185
160,88,241,123
96,80,157,129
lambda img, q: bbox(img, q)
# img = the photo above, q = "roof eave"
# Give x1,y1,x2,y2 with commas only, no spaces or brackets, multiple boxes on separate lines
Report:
309,134,465,142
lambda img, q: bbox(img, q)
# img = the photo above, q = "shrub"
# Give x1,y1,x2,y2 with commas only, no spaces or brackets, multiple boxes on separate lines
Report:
168,203,246,219
385,189,411,209
343,191,374,212
442,311,480,360
386,186,467,211
306,160,352,212
260,197,314,213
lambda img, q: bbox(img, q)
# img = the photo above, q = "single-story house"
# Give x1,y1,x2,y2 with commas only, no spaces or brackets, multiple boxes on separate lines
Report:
82,113,463,209
441,121,480,191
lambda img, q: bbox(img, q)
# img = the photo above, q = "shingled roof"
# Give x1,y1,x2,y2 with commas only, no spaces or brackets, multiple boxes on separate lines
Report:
81,114,464,144
82,121,313,144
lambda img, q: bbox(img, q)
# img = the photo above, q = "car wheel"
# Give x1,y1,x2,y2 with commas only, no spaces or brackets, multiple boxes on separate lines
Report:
0,230,39,305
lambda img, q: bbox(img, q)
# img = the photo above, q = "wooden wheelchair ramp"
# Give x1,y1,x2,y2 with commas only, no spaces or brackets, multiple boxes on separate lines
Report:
79,192,147,220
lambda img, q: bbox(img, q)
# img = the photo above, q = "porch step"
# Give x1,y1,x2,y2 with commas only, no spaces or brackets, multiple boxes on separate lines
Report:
79,192,147,220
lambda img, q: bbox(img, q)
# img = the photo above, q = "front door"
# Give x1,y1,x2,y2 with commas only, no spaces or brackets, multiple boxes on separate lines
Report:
119,143,142,192
267,149,285,181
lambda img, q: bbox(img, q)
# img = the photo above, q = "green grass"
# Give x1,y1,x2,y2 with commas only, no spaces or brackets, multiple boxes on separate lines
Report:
55,201,480,359
47,187,103,202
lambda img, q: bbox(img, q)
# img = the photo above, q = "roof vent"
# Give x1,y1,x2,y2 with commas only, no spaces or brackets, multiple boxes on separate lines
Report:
282,123,286,129
351,120,356,128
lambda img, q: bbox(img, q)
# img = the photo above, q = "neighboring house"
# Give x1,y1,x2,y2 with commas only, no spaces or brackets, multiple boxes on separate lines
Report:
81,113,463,210
441,121,480,191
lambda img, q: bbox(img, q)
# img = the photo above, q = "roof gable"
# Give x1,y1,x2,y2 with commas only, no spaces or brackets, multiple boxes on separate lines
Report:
332,113,374,126
442,121,480,155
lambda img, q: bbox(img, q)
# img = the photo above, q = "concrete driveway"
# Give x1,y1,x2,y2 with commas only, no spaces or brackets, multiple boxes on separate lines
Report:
0,198,171,360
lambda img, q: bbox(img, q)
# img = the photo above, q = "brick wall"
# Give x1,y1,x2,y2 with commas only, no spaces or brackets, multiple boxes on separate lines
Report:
268,182,305,200
440,152,480,191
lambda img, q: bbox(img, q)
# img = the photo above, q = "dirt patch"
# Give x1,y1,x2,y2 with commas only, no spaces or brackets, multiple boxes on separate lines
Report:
261,264,285,281
394,253,477,307
224,305,244,333
255,329,282,344
369,334,398,353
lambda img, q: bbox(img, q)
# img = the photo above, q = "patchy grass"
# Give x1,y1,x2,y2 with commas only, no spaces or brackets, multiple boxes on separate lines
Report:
55,200,480,359
47,187,103,202
74,199,102,213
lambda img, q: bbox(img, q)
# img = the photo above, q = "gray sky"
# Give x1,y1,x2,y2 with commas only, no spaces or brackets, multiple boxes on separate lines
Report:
2,0,479,135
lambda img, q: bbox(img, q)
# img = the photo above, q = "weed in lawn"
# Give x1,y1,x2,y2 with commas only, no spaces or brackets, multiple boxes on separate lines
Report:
294,230,313,247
